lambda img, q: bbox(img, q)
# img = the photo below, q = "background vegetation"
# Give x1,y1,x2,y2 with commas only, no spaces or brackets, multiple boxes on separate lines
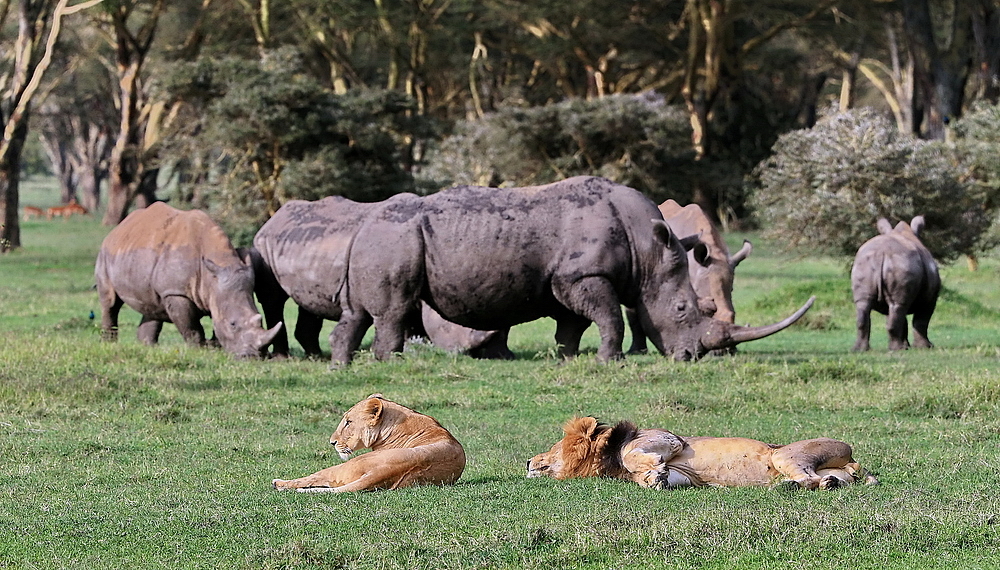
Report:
2,183,999,569
6,0,1000,253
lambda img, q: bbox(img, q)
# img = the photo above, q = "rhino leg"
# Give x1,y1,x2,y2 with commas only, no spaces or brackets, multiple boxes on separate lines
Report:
624,307,648,355
371,305,420,360
99,290,124,343
886,303,911,351
258,292,290,357
852,302,872,352
137,316,163,345
911,303,935,349
163,295,207,347
329,309,373,366
552,276,624,362
294,308,325,358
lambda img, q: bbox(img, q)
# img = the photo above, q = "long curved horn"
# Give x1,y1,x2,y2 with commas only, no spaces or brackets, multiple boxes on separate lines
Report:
708,296,815,348
729,240,753,269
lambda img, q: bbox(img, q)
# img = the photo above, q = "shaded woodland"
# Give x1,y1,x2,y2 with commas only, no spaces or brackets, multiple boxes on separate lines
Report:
2,0,1000,253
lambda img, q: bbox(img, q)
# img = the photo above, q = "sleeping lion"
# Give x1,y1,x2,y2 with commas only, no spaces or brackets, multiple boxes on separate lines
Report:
273,394,466,492
527,417,878,490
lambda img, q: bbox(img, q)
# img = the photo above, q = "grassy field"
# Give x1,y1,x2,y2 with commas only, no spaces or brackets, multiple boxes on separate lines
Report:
2,185,1000,569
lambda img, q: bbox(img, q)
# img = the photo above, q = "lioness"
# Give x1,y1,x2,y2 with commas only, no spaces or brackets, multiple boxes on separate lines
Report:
272,394,466,493
527,417,878,490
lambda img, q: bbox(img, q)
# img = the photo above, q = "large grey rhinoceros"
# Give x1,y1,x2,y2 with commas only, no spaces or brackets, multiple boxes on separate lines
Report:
249,196,512,359
95,202,282,358
851,216,941,352
627,199,753,355
329,176,813,365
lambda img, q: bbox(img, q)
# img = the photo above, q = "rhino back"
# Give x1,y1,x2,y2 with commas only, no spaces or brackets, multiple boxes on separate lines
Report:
417,177,655,329
852,232,939,309
253,197,375,317
98,202,238,316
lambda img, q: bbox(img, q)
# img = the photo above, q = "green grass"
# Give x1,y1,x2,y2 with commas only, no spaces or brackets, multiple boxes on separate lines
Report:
2,199,1000,569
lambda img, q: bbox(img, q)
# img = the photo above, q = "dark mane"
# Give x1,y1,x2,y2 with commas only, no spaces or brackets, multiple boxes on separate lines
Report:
600,420,641,477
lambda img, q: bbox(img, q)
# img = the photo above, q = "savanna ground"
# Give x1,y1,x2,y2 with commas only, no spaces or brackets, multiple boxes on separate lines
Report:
1,179,999,569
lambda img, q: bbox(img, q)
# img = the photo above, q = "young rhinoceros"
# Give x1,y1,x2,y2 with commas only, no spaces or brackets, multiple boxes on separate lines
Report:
851,216,940,351
95,202,281,358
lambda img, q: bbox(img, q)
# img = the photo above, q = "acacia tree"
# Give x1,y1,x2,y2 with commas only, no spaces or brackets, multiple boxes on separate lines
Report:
0,0,102,252
100,0,165,225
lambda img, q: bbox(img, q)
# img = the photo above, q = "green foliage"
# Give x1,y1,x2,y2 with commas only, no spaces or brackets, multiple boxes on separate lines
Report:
749,108,993,262
157,49,435,244
421,94,741,207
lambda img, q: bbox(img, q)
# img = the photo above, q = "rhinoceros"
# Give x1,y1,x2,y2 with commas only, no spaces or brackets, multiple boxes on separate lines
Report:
95,202,282,358
627,199,753,354
329,176,813,365
249,196,512,359
851,216,940,352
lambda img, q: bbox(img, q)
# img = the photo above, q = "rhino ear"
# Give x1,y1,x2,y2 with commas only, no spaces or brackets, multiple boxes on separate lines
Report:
692,242,711,267
203,257,223,275
677,232,701,251
651,219,674,245
235,247,253,266
910,215,925,236
876,218,893,235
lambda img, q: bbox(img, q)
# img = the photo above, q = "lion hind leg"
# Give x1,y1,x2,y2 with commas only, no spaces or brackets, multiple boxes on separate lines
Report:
771,438,855,490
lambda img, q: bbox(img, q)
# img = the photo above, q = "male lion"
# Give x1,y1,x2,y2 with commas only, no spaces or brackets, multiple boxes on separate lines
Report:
272,394,466,493
527,417,878,490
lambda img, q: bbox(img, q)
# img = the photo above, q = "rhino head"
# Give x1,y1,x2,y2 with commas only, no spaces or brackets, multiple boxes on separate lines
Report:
638,220,813,361
203,257,283,359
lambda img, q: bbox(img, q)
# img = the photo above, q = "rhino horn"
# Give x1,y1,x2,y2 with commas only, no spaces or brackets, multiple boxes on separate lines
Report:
729,240,752,269
258,322,283,350
704,296,815,349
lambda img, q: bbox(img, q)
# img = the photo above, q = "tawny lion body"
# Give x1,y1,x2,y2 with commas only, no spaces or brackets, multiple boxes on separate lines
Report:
273,395,466,493
527,417,878,490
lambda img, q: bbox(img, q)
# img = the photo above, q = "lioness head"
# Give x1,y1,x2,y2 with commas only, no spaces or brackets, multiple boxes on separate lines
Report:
330,394,386,460
527,417,611,479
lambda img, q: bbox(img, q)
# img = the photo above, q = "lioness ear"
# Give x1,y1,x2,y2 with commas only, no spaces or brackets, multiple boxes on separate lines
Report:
363,397,383,424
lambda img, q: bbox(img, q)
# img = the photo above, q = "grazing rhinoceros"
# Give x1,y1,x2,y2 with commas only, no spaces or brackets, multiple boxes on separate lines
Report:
95,202,282,358
627,199,753,355
249,196,512,359
851,216,941,352
329,176,813,365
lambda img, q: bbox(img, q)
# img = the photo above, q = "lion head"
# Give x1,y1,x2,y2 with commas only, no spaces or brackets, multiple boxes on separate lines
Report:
528,417,628,479
329,393,386,460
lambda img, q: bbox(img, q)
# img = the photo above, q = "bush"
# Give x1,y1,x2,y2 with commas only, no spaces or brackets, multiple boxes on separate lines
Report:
420,94,744,210
156,49,434,244
748,107,992,263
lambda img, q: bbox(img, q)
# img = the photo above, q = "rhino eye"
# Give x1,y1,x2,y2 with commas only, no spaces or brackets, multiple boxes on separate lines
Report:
674,301,687,312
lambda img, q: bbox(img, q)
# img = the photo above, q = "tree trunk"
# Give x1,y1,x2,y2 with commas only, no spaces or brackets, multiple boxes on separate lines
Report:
901,0,974,139
0,121,28,252
103,57,143,225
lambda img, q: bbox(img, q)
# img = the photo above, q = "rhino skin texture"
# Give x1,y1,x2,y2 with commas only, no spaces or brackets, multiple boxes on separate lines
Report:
626,199,753,355
329,176,814,365
851,216,941,352
249,196,513,359
95,202,281,358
